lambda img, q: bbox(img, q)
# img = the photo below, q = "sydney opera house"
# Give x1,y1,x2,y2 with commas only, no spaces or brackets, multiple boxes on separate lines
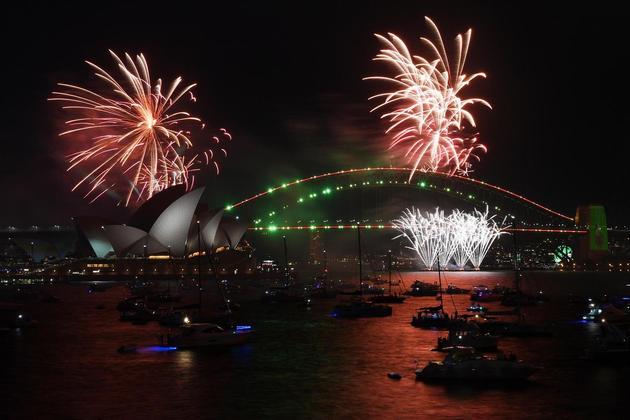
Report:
1,186,254,280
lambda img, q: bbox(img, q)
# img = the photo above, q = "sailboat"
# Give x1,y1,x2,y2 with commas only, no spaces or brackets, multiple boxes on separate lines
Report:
165,218,254,348
411,258,457,329
370,250,406,304
473,225,552,337
332,224,392,318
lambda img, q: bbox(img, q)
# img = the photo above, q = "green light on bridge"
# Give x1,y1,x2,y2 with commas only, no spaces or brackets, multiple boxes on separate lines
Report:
268,225,277,232
420,181,426,188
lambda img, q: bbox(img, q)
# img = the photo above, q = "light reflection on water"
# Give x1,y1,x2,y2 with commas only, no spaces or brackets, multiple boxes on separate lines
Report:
2,271,630,418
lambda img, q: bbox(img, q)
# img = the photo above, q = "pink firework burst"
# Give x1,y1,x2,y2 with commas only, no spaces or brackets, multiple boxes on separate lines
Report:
49,50,230,205
366,17,491,179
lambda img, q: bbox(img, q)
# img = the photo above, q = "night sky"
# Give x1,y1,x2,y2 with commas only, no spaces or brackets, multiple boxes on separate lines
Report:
2,1,628,225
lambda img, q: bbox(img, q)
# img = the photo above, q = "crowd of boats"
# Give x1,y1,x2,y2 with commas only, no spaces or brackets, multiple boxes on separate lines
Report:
4,267,630,384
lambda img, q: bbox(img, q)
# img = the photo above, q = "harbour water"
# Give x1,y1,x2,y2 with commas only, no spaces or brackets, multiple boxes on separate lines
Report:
2,271,630,419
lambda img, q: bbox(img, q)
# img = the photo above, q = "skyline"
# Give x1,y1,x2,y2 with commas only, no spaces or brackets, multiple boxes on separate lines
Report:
1,1,628,225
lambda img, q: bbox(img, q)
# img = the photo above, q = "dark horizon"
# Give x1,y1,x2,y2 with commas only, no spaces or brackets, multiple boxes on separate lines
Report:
2,1,628,225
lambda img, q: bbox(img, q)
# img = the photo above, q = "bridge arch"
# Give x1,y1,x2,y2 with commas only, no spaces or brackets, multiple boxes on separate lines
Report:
223,167,575,230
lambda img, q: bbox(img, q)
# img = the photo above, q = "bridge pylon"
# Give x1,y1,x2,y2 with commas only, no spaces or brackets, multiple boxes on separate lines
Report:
575,205,609,262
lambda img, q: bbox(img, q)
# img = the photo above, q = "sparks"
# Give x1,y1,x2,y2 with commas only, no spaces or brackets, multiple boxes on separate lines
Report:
49,50,230,205
393,207,506,270
366,17,491,179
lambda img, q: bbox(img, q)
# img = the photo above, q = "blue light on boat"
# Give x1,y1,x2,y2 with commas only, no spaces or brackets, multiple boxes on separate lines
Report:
140,346,178,353
236,325,252,331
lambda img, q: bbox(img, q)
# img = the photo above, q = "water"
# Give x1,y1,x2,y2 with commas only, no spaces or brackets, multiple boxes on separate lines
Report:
2,272,630,419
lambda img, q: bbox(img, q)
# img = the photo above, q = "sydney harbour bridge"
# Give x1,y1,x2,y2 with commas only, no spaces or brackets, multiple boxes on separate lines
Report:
1,167,610,269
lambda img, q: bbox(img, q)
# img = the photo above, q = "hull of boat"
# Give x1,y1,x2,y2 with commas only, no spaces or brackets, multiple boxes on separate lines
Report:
411,317,451,329
416,361,537,381
168,331,251,349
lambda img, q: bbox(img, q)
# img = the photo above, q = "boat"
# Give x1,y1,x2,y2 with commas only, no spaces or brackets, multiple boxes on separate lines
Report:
333,224,392,318
120,308,156,324
436,326,499,352
470,285,502,302
411,259,457,329
158,311,191,327
116,296,146,312
404,281,439,297
308,287,338,299
332,300,392,318
586,321,630,361
128,280,155,296
470,233,552,338
369,250,406,304
147,291,181,304
2,304,37,329
261,288,305,304
411,305,454,329
11,311,38,328
467,302,488,313
473,316,553,337
166,323,252,349
501,290,547,307
415,347,538,382
387,372,402,380
445,284,470,295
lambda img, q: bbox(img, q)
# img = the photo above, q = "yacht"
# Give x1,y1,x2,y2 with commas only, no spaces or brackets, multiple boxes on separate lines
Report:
436,327,499,352
370,250,406,304
166,323,252,349
445,284,470,295
411,305,454,329
261,288,305,304
470,285,502,302
467,302,488,313
415,347,538,381
404,281,439,297
332,224,392,318
586,321,630,360
473,316,553,337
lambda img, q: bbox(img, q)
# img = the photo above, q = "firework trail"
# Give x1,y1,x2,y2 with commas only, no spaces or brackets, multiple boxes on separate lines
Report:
49,51,230,205
366,17,491,179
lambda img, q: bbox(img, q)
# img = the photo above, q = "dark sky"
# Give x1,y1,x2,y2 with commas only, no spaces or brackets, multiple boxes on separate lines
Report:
1,1,628,226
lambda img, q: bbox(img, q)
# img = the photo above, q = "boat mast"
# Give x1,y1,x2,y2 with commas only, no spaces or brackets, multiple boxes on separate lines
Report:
197,218,202,315
167,245,172,294
357,223,363,299
437,257,443,309
388,249,392,296
512,220,522,320
282,235,289,283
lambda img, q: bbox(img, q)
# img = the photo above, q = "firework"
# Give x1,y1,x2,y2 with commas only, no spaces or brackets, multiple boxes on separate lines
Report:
393,206,505,270
49,51,229,205
366,17,491,178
